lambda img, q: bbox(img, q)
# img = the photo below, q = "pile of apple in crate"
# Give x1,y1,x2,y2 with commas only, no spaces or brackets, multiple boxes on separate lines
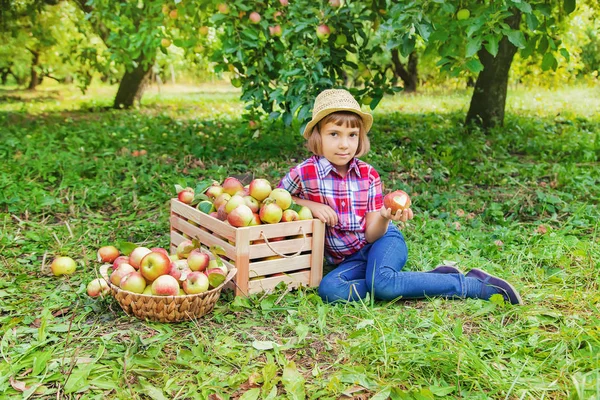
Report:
171,176,325,296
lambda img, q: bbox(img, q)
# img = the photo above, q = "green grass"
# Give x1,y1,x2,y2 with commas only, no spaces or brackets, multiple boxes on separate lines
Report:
1,82,599,399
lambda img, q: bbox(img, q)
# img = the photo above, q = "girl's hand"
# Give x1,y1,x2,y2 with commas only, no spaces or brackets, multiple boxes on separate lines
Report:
309,203,339,226
380,207,414,222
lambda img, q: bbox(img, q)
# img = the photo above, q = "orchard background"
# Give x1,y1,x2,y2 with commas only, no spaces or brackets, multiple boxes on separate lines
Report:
1,0,599,399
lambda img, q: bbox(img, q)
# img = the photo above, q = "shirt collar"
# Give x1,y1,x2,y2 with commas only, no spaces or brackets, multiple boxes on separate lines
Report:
315,156,362,179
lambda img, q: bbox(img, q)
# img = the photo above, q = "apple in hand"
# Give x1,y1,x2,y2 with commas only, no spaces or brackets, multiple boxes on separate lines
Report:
187,249,210,272
383,190,412,215
129,247,152,269
120,271,147,294
140,251,172,282
50,256,77,276
183,271,210,294
87,278,110,298
151,275,180,296
97,246,120,263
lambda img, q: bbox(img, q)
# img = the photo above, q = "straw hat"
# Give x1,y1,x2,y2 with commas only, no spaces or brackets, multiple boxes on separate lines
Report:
302,89,373,139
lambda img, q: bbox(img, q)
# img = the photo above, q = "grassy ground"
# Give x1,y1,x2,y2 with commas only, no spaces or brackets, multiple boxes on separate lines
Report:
1,82,599,399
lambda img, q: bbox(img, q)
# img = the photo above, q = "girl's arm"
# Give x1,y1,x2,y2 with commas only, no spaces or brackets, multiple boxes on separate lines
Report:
364,207,414,243
292,196,338,226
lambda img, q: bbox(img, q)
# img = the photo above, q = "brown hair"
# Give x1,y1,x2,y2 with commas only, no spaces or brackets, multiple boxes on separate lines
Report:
306,111,371,157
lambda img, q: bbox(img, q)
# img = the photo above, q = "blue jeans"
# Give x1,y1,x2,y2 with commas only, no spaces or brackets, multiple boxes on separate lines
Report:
318,224,467,302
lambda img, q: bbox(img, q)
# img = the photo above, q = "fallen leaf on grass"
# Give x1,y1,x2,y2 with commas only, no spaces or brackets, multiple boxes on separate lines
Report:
10,377,29,392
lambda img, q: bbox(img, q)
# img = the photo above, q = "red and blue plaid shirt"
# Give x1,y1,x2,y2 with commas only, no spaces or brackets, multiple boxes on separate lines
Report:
279,155,383,265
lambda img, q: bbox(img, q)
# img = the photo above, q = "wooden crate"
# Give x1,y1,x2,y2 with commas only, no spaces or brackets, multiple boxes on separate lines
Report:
170,199,325,296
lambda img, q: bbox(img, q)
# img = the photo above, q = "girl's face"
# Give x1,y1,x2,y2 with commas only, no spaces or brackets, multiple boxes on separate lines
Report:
319,121,360,175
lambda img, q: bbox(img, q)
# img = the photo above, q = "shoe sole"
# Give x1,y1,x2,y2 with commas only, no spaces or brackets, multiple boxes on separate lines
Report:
466,268,523,305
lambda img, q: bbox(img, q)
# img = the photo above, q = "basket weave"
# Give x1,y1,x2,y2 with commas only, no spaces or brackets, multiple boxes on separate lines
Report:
99,264,237,323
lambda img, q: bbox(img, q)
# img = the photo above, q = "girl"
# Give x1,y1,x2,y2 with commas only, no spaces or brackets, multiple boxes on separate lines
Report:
279,89,522,304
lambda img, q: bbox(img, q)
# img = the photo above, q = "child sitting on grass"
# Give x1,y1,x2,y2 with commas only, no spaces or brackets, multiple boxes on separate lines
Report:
278,88,522,304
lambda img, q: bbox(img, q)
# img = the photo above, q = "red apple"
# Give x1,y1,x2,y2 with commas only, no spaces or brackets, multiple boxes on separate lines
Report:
222,177,244,196
176,240,195,259
199,26,209,36
269,25,282,37
112,255,130,270
248,178,272,201
259,201,283,224
217,3,229,14
120,271,147,294
97,246,120,263
129,247,152,269
228,204,254,227
50,256,77,276
297,206,313,220
279,0,289,5
216,204,228,221
383,190,412,215
150,247,169,257
187,249,210,272
169,259,190,280
329,0,342,7
183,271,210,294
151,275,180,296
205,183,224,200
316,24,331,41
268,188,292,210
249,213,262,226
214,193,232,210
281,209,299,222
110,263,136,286
140,251,172,282
178,187,195,204
87,278,110,298
249,11,261,24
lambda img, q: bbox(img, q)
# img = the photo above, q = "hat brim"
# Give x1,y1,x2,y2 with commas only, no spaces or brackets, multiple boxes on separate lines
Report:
302,107,373,139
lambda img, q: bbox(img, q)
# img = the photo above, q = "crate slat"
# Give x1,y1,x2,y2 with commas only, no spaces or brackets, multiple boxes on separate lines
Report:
247,254,312,277
248,270,310,294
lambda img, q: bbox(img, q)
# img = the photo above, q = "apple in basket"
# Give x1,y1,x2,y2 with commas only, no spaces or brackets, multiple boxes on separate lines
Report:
112,255,130,270
110,263,136,286
97,246,120,263
140,251,172,282
383,190,412,215
120,271,147,294
207,268,227,288
187,250,210,272
129,247,152,269
87,278,110,298
183,271,210,294
151,275,180,296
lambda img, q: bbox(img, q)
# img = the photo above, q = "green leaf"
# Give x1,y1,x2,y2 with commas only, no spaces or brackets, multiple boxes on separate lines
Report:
282,361,306,400
252,340,276,350
117,241,137,256
139,378,169,400
541,52,558,71
239,388,260,400
563,0,576,14
465,58,484,74
484,35,499,57
506,30,526,48
466,37,482,58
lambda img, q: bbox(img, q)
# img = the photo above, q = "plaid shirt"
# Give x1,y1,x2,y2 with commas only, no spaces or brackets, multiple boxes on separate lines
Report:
279,155,383,264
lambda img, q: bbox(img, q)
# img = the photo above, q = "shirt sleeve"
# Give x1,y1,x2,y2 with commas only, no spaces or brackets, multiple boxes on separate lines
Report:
278,166,304,197
366,167,383,212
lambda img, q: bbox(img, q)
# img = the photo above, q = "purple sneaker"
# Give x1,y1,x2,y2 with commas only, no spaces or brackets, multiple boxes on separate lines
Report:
426,265,462,274
466,268,523,305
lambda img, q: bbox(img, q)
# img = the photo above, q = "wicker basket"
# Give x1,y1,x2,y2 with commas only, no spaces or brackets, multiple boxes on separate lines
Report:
99,264,237,323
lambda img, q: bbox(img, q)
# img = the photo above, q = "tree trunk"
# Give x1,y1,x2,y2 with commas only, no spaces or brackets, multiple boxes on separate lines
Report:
465,11,521,129
391,49,418,93
113,55,153,109
27,50,40,90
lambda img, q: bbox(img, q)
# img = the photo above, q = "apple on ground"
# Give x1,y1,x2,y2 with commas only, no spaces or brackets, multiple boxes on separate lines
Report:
87,278,110,298
50,256,77,276
97,246,120,263
112,255,130,270
268,188,292,210
178,187,195,204
151,275,180,296
176,240,196,259
110,263,136,286
187,249,210,272
222,177,244,196
129,247,152,269
206,268,227,288
383,190,412,215
120,271,147,294
140,251,172,282
183,271,210,294
228,204,254,227
259,201,283,224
